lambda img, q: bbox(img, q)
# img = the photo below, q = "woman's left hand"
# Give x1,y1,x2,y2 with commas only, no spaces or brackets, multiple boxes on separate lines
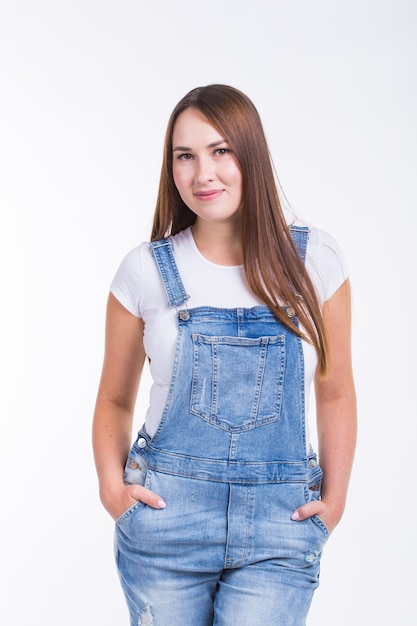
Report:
294,280,356,537
290,499,342,534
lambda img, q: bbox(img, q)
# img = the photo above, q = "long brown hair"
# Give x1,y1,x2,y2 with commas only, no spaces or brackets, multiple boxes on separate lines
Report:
151,84,328,374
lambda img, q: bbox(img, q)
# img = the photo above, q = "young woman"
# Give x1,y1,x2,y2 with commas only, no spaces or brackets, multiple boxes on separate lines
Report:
93,84,356,626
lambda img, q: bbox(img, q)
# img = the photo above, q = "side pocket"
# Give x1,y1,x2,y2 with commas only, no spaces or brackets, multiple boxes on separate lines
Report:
115,445,150,526
306,461,330,537
305,455,322,501
123,444,148,487
307,471,322,503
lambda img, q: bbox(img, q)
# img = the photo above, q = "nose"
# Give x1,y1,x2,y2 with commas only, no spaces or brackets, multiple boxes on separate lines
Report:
194,155,215,183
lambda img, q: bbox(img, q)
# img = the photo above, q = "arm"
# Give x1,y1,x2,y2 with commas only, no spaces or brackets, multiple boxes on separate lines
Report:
291,278,357,532
92,293,166,520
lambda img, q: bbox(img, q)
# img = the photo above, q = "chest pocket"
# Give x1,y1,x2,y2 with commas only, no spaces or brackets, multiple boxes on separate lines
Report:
190,333,286,432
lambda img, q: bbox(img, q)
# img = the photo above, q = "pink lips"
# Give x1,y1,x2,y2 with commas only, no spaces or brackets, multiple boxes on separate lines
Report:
194,189,223,201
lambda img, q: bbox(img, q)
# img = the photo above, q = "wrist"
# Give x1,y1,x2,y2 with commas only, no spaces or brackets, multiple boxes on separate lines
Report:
99,476,125,508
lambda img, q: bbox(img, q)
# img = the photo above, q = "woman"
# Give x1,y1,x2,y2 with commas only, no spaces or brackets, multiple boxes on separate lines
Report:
93,84,356,626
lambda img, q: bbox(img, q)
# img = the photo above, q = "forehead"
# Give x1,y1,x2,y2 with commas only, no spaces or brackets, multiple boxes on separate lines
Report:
172,108,224,143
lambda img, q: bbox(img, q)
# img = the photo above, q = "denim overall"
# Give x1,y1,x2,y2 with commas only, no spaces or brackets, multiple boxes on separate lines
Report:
115,226,329,626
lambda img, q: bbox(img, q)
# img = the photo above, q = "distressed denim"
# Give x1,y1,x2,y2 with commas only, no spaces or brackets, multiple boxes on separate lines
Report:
114,227,329,625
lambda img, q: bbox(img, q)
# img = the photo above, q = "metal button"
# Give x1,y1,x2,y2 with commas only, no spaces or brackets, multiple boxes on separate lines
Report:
286,307,295,317
138,437,147,448
307,459,317,469
178,310,190,321
129,461,141,470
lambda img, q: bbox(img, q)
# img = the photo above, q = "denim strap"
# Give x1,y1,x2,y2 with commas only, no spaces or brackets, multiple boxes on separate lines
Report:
289,225,309,262
149,239,190,307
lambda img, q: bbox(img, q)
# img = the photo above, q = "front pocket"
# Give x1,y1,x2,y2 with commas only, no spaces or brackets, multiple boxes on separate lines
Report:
190,333,286,432
115,499,144,525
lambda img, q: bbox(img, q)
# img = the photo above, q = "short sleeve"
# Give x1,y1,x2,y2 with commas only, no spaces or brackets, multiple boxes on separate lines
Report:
305,228,349,304
110,246,142,317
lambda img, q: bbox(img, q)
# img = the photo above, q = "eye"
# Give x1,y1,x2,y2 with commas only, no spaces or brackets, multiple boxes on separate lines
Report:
177,153,193,160
214,148,230,156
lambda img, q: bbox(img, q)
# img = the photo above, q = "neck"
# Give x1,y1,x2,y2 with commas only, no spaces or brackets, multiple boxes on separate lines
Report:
192,220,243,266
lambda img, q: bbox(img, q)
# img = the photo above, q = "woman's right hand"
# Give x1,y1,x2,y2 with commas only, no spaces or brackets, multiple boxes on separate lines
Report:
101,483,167,521
93,298,167,522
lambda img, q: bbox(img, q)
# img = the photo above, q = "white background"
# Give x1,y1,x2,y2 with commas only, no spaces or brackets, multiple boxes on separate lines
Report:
1,1,416,624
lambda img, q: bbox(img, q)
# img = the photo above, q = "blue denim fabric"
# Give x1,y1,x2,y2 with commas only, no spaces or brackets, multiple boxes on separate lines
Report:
114,227,329,625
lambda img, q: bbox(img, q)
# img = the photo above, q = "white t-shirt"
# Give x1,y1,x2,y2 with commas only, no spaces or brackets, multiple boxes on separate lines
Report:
110,226,348,444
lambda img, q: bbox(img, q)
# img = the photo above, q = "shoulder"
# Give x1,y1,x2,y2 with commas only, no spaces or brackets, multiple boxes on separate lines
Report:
109,241,158,317
111,241,153,282
307,227,346,263
170,226,194,254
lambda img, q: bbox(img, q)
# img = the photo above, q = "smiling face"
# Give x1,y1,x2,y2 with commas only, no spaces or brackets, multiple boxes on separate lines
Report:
172,107,243,228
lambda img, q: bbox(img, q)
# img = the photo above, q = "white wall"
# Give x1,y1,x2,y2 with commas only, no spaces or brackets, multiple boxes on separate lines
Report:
1,1,416,624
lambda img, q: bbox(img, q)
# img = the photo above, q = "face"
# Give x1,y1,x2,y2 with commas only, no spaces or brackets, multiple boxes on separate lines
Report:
172,108,242,227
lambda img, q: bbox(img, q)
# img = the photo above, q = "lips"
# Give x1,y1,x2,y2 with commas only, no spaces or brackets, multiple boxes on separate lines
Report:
194,189,224,201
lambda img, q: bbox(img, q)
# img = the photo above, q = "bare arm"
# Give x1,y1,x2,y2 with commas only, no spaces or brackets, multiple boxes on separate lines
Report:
92,293,166,520
291,279,357,532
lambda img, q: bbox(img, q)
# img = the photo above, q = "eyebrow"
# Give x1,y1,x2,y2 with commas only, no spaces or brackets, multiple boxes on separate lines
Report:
172,139,228,152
